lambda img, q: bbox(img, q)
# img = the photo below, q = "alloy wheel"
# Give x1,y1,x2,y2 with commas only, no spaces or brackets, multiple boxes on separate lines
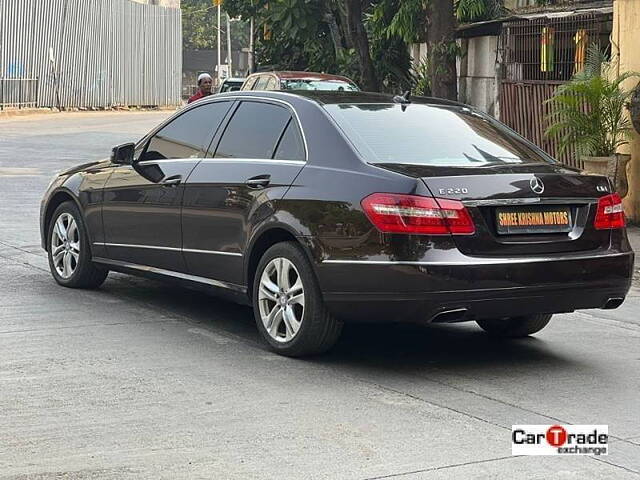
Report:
258,257,305,342
50,212,80,279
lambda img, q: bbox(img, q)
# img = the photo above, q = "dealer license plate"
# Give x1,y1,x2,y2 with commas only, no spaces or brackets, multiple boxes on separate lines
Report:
495,206,572,235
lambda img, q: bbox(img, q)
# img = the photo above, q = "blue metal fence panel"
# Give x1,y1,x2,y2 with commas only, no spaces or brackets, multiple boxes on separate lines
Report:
0,0,182,108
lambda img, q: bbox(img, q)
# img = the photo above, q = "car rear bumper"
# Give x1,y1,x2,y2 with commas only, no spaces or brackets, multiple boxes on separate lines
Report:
316,250,634,323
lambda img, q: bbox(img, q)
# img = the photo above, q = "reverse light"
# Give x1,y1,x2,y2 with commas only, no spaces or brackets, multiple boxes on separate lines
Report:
594,193,626,230
361,193,475,235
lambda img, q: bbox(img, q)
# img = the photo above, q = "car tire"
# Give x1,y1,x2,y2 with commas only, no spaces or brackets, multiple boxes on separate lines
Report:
476,314,552,338
47,201,108,289
252,241,343,357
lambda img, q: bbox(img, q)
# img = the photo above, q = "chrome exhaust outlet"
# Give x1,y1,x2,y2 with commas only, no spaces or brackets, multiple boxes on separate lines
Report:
431,308,469,323
603,297,624,310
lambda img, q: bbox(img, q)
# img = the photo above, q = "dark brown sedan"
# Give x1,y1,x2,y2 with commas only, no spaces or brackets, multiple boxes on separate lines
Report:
40,91,634,356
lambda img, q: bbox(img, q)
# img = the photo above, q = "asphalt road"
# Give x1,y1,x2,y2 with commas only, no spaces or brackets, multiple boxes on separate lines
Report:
1,111,639,479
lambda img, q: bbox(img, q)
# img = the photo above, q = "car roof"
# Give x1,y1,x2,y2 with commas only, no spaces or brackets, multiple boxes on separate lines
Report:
203,90,467,109
222,77,246,83
251,71,355,83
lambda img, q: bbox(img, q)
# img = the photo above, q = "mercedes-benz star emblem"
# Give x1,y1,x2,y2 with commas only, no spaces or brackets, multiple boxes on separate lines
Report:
530,177,545,195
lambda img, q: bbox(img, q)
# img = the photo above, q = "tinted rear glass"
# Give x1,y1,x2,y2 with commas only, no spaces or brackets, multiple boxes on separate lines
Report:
324,103,554,167
215,101,290,159
274,120,305,161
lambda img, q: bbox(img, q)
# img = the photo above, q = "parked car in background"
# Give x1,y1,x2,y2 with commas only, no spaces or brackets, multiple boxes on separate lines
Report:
218,77,245,93
241,71,359,92
40,91,633,357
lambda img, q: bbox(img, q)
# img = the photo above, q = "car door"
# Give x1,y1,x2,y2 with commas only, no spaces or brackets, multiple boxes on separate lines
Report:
100,100,233,272
182,99,306,286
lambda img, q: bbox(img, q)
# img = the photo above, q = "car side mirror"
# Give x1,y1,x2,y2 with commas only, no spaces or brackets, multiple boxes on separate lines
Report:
110,142,135,165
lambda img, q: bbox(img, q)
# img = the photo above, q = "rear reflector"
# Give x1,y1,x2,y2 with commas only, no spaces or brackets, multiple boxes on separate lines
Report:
361,193,475,235
594,193,626,230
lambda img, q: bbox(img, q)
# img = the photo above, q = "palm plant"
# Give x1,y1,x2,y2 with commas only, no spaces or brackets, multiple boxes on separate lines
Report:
456,0,504,23
545,44,639,157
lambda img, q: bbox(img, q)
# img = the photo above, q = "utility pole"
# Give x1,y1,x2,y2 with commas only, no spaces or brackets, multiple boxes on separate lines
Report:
216,1,221,84
249,17,254,73
226,12,232,76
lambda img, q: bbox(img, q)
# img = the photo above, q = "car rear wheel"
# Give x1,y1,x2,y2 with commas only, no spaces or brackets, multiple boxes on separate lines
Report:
476,314,552,338
47,201,108,289
253,242,342,357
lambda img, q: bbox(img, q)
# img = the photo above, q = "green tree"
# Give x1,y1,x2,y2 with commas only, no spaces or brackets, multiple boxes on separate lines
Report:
182,0,248,51
455,0,504,23
377,0,457,100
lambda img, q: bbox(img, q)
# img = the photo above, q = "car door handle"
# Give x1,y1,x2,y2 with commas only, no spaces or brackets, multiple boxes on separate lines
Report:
162,175,182,187
246,175,271,189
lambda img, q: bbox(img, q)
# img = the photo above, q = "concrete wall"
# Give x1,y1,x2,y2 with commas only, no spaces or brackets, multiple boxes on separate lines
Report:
410,37,500,116
458,35,499,117
613,0,640,221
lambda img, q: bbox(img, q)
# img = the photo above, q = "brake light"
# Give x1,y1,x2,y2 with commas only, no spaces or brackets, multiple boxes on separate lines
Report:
594,193,626,230
361,193,475,235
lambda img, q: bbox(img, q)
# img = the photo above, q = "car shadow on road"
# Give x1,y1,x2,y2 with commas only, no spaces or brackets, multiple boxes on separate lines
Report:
102,273,580,377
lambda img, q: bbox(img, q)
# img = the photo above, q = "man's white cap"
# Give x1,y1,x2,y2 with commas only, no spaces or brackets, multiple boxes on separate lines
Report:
198,73,212,84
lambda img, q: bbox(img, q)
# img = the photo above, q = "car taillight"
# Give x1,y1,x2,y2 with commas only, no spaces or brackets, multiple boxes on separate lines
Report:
594,193,626,230
361,193,475,235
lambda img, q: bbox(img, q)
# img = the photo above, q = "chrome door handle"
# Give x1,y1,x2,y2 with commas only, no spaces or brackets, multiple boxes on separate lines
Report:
246,175,271,189
162,175,182,187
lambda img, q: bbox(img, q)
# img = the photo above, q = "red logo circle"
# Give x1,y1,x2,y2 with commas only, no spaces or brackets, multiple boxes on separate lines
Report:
546,425,567,447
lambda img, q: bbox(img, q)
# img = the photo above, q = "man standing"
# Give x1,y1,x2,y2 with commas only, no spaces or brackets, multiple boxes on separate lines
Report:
188,73,213,103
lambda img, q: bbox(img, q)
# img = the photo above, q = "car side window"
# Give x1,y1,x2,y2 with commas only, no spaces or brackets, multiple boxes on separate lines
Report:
265,76,277,91
242,76,257,91
273,119,305,161
253,75,269,90
141,102,231,161
215,101,290,159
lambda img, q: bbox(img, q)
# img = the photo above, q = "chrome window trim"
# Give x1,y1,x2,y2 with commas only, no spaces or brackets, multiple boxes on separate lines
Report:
137,159,202,165
92,257,245,293
94,242,242,257
199,158,305,166
321,251,631,266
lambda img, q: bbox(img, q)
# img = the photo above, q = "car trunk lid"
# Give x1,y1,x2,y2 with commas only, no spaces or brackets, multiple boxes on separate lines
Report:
375,163,611,255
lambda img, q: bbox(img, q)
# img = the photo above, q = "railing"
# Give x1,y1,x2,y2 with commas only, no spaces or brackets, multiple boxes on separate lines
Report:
0,78,39,110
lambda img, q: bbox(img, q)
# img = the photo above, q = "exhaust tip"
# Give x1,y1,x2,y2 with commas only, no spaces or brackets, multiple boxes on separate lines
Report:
431,308,469,323
603,297,624,310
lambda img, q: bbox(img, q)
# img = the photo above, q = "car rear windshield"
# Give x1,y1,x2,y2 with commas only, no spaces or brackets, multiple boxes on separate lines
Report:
282,80,359,92
324,103,554,167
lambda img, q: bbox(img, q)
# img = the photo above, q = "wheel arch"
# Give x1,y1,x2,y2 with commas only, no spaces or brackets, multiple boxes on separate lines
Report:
42,189,83,252
244,225,319,299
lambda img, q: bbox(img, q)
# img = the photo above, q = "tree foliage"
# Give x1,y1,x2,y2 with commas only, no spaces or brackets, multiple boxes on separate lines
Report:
455,0,504,23
182,0,248,51
191,0,503,96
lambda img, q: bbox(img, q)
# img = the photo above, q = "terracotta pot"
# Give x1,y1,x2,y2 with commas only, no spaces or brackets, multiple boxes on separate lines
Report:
582,154,631,198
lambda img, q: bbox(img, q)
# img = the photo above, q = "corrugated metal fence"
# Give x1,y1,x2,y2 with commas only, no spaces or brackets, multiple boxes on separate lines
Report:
0,0,182,108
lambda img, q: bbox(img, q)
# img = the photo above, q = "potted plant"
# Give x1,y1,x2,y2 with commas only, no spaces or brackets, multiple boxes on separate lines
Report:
545,45,638,197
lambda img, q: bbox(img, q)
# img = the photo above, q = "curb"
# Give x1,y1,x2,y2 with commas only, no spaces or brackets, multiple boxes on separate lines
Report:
0,106,180,119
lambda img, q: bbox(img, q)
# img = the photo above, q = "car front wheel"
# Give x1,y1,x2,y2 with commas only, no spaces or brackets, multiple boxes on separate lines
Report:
252,241,342,357
476,314,552,338
47,201,108,289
